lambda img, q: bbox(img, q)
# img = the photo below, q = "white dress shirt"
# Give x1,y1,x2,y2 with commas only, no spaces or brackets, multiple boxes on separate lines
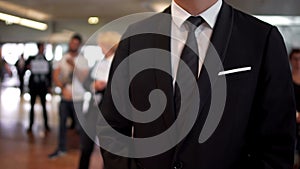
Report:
91,55,114,82
171,0,222,84
54,53,89,101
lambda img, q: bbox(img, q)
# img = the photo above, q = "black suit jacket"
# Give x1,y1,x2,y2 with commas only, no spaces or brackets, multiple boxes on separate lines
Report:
26,55,52,91
99,2,296,169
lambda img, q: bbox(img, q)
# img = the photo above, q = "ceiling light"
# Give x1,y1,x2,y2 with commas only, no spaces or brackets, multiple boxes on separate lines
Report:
88,17,99,25
0,12,48,30
0,1,50,21
254,15,300,26
19,18,48,30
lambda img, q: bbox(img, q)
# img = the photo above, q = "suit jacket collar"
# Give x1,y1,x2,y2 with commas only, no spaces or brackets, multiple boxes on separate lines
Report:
210,1,234,64
197,1,234,113
171,0,222,29
171,2,234,161
161,1,233,67
153,2,233,131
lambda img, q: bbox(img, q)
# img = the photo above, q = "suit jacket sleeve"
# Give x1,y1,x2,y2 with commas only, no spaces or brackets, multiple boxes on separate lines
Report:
99,26,139,169
246,26,296,169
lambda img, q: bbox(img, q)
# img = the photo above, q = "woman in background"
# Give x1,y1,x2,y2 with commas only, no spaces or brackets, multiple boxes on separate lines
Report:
78,31,121,169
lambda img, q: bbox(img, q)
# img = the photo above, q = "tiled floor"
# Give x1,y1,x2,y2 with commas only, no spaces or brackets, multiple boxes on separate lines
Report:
0,85,103,169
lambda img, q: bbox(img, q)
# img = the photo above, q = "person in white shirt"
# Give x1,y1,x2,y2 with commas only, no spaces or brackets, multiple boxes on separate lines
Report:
49,34,89,159
78,31,121,169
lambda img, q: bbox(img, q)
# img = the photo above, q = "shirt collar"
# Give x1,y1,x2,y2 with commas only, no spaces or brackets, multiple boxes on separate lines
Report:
171,0,222,29
103,54,114,62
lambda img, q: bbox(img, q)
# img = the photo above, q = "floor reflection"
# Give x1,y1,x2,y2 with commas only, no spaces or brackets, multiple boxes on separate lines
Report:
0,85,102,169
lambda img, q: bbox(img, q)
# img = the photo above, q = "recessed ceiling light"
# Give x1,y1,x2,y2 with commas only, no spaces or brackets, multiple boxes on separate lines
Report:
88,17,99,25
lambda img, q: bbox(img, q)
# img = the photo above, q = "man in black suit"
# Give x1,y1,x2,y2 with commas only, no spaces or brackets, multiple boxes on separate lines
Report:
26,42,52,132
98,0,296,168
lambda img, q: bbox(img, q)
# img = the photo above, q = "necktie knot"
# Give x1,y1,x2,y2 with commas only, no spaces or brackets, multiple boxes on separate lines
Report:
186,16,203,31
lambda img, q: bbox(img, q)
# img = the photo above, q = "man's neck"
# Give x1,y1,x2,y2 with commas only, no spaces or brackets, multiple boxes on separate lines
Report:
174,0,218,15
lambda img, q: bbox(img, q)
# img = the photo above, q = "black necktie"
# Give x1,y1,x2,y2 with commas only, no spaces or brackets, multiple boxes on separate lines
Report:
174,16,203,116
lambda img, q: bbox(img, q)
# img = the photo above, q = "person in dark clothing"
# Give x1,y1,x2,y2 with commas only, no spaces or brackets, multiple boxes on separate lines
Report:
290,49,300,169
15,54,26,94
99,0,295,169
26,42,52,133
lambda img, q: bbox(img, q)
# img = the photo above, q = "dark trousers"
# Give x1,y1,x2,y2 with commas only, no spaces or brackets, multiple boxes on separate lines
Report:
79,127,95,169
78,102,98,169
18,72,25,94
29,89,48,129
58,100,83,151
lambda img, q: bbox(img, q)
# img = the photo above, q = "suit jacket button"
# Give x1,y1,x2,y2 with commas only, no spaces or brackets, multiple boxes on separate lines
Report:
174,161,183,169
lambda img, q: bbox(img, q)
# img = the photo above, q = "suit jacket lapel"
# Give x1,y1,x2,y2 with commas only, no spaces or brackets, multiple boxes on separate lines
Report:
152,2,234,147
171,2,234,161
197,2,234,116
210,1,234,64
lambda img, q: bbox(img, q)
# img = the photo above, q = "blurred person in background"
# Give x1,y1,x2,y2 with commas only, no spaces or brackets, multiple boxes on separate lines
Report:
49,34,89,159
25,42,52,133
78,31,120,169
290,49,300,169
0,44,12,83
15,53,26,95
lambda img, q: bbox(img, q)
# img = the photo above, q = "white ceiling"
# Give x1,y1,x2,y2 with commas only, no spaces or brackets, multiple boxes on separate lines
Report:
1,0,300,22
0,0,166,21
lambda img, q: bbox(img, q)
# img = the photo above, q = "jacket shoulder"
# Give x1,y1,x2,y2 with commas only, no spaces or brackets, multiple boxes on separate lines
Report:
231,5,274,33
126,11,170,32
